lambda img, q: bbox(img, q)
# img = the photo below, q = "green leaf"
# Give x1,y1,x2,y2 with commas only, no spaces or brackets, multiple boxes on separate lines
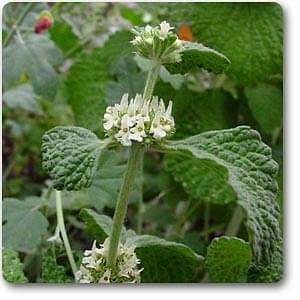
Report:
156,126,280,267
171,88,237,138
167,2,282,85
2,248,28,283
3,83,43,114
41,126,109,191
105,56,146,105
165,40,230,75
48,149,143,211
80,208,126,243
64,30,133,132
205,236,252,283
248,240,283,283
3,197,49,252
3,34,63,99
245,84,283,134
126,235,204,283
41,249,73,283
165,157,236,205
49,20,81,56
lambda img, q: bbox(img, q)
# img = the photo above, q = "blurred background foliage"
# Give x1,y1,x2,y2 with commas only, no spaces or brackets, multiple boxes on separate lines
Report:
2,2,283,283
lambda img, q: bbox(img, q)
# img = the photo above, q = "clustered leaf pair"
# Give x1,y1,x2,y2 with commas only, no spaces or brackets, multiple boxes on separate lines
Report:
41,21,281,284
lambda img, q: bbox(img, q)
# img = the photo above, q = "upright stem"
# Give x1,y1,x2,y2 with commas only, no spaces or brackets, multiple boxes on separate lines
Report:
143,60,161,100
107,145,144,267
225,205,244,236
3,2,35,47
55,190,77,277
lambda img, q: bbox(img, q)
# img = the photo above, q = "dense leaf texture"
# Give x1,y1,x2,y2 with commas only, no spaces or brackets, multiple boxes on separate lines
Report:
205,236,252,283
3,197,48,252
248,241,283,283
41,126,109,191
167,2,282,85
166,40,230,75
3,34,63,98
245,84,283,133
65,30,133,132
157,126,280,266
165,157,236,205
2,248,28,283
41,249,72,283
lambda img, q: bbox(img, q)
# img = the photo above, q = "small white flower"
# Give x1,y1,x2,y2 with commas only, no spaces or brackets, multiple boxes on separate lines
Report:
130,117,147,142
115,115,132,146
145,25,152,32
99,269,111,283
119,93,129,114
159,21,173,38
77,238,142,284
150,113,167,139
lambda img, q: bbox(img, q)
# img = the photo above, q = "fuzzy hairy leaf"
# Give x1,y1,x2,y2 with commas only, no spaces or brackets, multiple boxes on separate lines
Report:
65,30,133,132
165,157,236,205
41,126,109,191
3,197,48,252
205,236,252,283
156,126,280,267
245,84,283,134
50,149,143,211
2,248,28,283
248,240,283,283
166,40,230,75
3,83,43,114
49,21,81,56
41,249,73,283
166,2,283,85
127,235,204,283
3,34,63,99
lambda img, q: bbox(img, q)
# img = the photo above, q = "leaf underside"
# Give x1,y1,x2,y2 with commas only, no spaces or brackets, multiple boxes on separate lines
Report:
156,126,280,267
41,126,108,191
165,40,230,75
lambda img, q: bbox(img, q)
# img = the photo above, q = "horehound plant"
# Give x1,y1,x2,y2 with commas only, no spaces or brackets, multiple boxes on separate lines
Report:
41,22,281,283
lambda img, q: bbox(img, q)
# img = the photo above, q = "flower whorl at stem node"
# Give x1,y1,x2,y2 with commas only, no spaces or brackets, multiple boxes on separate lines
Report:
103,93,175,146
76,238,143,283
131,21,183,64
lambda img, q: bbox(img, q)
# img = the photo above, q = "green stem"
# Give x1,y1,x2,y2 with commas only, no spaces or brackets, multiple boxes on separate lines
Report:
55,190,77,277
3,2,35,47
107,145,144,267
143,60,161,100
225,205,244,236
137,154,144,235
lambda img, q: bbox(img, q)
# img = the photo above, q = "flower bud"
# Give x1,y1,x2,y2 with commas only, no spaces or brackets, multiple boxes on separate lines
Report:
34,11,53,34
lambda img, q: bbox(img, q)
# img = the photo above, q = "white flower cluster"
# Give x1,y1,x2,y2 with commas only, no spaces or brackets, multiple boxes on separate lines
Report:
76,238,143,284
103,93,175,146
131,21,182,64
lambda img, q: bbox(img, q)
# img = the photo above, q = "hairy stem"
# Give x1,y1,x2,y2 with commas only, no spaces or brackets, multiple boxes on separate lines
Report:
225,205,244,236
55,190,77,277
3,2,35,47
143,60,161,100
107,145,144,267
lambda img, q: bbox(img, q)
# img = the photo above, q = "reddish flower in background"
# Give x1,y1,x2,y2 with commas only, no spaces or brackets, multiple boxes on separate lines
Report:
34,11,53,34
